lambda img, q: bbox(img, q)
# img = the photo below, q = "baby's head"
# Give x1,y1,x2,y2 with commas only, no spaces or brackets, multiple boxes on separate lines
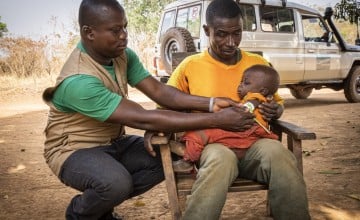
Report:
237,64,280,99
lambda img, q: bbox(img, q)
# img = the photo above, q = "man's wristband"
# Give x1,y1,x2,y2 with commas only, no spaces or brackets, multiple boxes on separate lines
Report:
209,97,215,112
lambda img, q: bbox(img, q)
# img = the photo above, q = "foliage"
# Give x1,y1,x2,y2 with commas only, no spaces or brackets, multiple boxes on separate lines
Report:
334,0,360,24
0,14,79,79
0,36,68,78
0,16,8,38
0,37,47,77
123,0,174,34
122,0,175,72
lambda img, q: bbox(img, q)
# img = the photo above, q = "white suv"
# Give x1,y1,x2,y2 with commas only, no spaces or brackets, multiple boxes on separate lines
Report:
153,0,360,102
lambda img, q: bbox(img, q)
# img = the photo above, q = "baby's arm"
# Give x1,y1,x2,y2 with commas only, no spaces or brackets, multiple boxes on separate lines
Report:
243,96,272,134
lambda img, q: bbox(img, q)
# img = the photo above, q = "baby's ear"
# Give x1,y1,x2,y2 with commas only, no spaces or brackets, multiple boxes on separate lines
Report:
260,87,269,96
266,95,274,101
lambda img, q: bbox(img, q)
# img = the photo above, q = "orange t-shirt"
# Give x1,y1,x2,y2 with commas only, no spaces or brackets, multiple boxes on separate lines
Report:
167,49,284,104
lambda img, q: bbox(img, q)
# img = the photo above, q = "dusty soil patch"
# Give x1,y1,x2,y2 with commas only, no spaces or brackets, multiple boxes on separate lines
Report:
0,83,359,220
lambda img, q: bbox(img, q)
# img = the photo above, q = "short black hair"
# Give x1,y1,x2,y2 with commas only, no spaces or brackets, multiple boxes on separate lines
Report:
78,0,124,27
206,0,242,26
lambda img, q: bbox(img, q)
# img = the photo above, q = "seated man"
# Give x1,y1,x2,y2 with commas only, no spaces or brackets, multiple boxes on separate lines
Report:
166,0,311,219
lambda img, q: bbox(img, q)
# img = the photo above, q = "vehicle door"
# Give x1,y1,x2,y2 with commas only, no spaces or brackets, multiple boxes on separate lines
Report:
301,14,341,80
247,5,303,84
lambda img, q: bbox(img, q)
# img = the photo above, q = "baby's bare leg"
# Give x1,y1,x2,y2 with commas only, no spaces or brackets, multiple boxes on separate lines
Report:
169,140,194,172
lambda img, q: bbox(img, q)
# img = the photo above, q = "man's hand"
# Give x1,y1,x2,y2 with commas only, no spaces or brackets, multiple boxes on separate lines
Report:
258,100,284,121
215,106,255,131
212,97,240,112
143,131,159,157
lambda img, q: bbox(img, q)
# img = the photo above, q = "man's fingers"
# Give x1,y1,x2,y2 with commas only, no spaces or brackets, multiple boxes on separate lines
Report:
258,102,279,120
227,99,240,107
146,142,156,157
144,132,157,157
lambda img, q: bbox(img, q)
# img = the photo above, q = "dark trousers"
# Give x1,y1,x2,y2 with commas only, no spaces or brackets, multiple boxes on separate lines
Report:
59,135,164,220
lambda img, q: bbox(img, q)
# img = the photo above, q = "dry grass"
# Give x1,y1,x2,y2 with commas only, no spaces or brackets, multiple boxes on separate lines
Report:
0,74,56,107
0,74,55,91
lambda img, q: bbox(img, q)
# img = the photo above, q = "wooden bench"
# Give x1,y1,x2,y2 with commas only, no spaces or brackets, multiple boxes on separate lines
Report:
150,52,316,220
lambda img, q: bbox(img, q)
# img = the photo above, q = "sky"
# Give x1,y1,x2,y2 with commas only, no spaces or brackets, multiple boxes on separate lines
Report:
0,0,340,40
0,0,82,40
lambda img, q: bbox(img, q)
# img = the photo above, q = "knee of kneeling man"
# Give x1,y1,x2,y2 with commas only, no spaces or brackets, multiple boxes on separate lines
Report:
102,179,134,203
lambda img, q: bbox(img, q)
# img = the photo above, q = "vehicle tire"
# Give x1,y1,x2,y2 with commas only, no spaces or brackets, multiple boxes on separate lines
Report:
160,27,196,74
289,87,313,99
344,66,360,103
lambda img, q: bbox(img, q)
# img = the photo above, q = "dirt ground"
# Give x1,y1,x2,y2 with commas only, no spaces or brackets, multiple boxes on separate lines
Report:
0,81,359,220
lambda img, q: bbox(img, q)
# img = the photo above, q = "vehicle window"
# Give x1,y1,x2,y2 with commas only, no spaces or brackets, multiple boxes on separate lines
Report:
160,10,176,36
239,4,256,31
302,15,333,42
176,8,188,28
176,5,201,38
260,6,295,33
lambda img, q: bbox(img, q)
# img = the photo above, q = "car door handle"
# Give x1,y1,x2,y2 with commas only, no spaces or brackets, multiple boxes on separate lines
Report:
307,49,315,53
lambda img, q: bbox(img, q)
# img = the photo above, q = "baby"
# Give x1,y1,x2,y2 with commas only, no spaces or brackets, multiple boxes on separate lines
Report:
172,64,281,172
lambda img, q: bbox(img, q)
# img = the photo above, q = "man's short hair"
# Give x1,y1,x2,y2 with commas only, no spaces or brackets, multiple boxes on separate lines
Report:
79,0,123,27
206,0,242,26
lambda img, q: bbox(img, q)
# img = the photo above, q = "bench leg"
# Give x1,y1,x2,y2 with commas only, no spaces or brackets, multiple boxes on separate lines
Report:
160,144,182,220
287,136,303,175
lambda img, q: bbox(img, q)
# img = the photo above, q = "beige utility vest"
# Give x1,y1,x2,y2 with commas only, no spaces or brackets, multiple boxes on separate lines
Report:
43,47,127,176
